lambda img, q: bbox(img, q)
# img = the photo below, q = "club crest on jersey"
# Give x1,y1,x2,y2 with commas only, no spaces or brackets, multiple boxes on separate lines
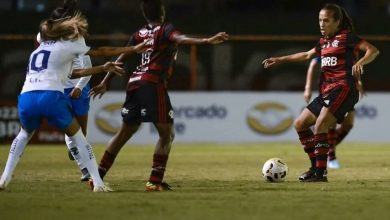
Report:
139,28,148,37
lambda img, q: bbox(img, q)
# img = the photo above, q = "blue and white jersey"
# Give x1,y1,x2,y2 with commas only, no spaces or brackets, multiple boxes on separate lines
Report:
21,37,90,94
64,54,92,89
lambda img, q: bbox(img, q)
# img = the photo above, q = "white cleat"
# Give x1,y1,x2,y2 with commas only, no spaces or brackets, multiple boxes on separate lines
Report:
93,184,114,192
328,159,341,169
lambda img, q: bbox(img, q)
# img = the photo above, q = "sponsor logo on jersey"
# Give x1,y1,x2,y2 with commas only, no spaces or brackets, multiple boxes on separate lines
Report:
321,56,338,67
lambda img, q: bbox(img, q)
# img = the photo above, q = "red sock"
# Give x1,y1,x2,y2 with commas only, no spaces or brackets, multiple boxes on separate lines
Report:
298,130,316,168
328,128,337,160
98,150,117,179
149,154,169,183
314,133,329,176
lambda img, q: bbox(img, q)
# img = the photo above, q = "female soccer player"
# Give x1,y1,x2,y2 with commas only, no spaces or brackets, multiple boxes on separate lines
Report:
262,3,379,182
0,11,146,192
89,0,229,191
304,57,358,169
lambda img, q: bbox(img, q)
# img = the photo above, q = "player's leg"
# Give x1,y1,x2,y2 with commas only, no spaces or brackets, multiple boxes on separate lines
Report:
0,128,35,190
47,91,109,192
0,91,39,190
310,107,338,180
97,122,139,179
294,98,320,181
336,111,354,145
328,111,354,169
145,122,175,191
64,86,91,181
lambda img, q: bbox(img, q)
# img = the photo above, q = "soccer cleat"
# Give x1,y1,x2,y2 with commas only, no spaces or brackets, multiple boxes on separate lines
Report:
298,167,316,181
93,184,114,192
328,159,341,169
145,181,172,192
300,174,328,182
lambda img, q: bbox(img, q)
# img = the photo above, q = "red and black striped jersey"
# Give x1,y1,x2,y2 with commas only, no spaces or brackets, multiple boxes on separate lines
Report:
128,23,179,81
315,30,364,94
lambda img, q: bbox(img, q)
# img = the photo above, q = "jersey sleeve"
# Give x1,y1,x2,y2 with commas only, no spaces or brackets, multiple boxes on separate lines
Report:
348,33,364,49
314,41,322,55
164,23,180,42
64,37,91,56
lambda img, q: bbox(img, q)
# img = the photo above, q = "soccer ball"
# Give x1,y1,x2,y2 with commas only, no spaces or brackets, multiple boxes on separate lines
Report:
262,158,288,182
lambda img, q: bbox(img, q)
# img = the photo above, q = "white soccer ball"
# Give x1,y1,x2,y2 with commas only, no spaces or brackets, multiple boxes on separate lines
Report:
262,158,288,182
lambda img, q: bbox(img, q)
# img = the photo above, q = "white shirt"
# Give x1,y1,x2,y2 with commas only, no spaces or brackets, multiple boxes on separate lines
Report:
64,54,92,89
21,37,90,94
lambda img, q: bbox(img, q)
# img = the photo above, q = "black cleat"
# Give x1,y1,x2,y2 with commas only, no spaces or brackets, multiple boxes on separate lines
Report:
300,174,328,182
298,167,316,181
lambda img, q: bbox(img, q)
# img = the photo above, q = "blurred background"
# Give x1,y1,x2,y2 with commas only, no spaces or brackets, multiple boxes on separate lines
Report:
0,0,389,98
0,0,389,144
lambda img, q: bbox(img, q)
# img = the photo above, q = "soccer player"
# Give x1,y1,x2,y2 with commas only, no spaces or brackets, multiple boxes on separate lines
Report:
0,11,146,192
89,0,229,191
304,57,358,169
37,0,92,181
262,3,379,182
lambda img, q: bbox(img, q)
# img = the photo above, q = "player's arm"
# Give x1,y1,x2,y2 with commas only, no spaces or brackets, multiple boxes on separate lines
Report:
352,41,380,77
70,61,124,79
262,48,317,69
86,41,148,57
171,32,229,45
88,53,128,99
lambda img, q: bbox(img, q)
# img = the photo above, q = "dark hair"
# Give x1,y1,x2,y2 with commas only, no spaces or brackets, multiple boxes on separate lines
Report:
322,3,355,32
50,0,79,20
140,0,164,22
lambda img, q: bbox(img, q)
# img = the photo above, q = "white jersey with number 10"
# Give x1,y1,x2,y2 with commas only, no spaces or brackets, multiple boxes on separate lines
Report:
21,37,90,94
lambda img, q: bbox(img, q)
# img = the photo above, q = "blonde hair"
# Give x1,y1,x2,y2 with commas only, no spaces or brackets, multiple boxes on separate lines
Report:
40,12,88,41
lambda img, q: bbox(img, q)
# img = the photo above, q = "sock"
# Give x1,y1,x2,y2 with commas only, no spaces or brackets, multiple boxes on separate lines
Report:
335,127,350,145
98,150,117,179
0,128,34,187
65,134,87,171
298,130,316,168
148,154,169,183
67,129,104,187
328,128,337,161
314,133,330,177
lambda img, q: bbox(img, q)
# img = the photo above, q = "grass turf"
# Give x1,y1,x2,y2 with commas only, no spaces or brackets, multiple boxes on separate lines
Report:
0,143,390,220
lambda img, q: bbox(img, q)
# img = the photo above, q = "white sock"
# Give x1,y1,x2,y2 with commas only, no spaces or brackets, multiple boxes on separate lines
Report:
0,128,34,188
67,129,104,187
65,134,86,170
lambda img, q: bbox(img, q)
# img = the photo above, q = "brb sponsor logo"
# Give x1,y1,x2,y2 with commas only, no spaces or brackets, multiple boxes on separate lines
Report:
95,103,123,134
321,56,338,67
246,102,294,135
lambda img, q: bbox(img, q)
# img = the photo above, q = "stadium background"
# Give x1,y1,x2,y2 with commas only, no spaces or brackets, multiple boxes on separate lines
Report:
0,0,389,144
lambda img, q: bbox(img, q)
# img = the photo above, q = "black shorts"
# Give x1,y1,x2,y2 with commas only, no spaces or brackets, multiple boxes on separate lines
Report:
121,82,174,125
307,85,359,123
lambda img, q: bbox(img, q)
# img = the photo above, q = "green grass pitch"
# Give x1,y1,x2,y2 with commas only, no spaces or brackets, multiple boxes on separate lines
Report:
1,143,390,220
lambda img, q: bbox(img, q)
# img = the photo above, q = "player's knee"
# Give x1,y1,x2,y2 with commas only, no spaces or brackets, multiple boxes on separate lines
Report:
341,122,353,131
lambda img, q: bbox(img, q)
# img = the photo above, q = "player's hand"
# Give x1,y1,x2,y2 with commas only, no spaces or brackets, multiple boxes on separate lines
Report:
262,57,279,68
352,64,364,77
69,87,82,99
207,32,229,44
303,89,312,103
103,62,124,76
89,83,107,99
